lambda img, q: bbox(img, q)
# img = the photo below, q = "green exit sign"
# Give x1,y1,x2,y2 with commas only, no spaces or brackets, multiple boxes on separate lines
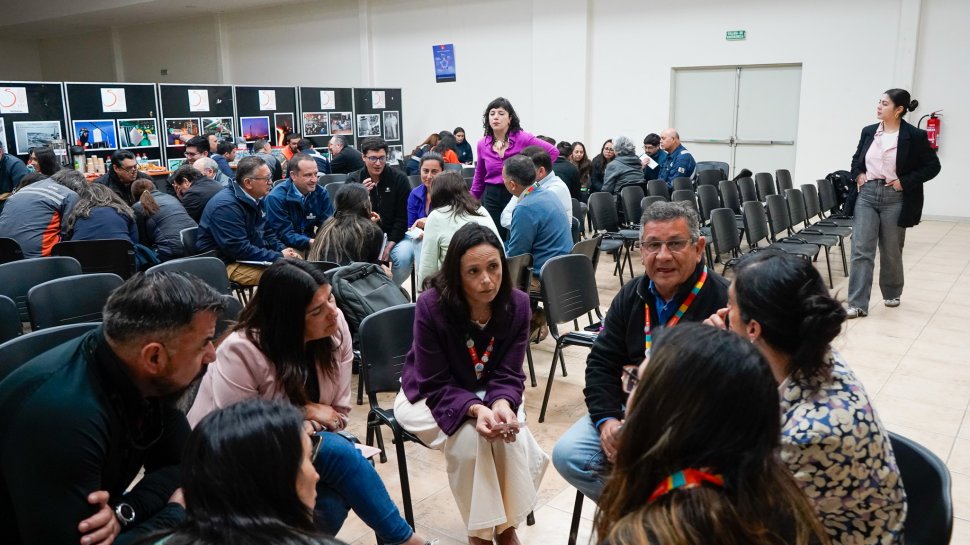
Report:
726,30,746,41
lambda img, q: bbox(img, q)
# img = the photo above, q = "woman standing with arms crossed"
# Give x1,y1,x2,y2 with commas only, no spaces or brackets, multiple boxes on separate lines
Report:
846,88,940,318
471,97,558,238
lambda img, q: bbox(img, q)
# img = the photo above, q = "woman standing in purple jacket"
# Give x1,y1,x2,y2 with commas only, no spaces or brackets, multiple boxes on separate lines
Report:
395,223,548,545
471,97,559,239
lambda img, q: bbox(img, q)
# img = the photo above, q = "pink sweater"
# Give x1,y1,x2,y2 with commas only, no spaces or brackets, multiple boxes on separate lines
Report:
187,309,354,427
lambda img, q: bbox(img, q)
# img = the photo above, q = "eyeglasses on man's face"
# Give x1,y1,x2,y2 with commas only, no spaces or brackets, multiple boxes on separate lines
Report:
641,239,691,254
364,155,387,164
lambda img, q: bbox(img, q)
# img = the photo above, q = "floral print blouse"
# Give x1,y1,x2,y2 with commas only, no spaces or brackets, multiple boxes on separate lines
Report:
779,351,906,545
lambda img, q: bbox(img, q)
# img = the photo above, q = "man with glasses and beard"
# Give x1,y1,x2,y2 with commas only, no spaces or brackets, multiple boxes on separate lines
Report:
0,272,227,545
96,149,158,205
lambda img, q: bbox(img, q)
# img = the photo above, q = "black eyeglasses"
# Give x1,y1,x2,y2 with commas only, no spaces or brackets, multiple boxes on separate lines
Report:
310,432,323,463
622,365,640,394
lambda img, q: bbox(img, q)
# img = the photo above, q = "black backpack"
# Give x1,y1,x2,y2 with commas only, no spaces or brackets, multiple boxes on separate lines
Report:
329,262,410,346
825,170,855,215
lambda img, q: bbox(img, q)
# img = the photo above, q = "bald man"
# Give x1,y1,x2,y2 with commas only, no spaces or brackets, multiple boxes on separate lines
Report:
657,128,696,188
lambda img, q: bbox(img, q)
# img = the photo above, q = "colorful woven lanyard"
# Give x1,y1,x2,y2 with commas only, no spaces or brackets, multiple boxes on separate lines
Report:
648,468,724,504
519,182,539,200
643,266,708,355
466,335,496,379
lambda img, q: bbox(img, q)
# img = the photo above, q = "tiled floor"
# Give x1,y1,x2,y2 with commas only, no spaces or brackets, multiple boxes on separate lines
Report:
337,219,970,545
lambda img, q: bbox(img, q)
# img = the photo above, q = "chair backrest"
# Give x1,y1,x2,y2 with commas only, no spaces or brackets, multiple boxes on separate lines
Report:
647,179,670,199
754,172,776,201
889,431,953,544
571,216,582,243
696,169,723,188
443,163,463,172
52,239,136,279
719,180,742,214
619,185,645,226
587,192,621,232
0,322,100,382
0,237,24,264
764,194,793,239
737,176,758,203
27,273,124,330
800,183,823,220
462,166,476,177
540,254,600,334
0,256,83,322
0,295,21,344
147,256,231,294
320,173,349,184
571,198,587,228
696,184,721,222
785,188,809,227
407,175,422,189
816,178,838,213
642,196,666,211
216,295,243,339
308,260,341,274
671,190,697,211
506,253,534,292
742,200,771,247
324,182,344,204
358,303,416,396
672,177,693,192
570,235,599,262
180,227,200,256
695,161,729,179
775,169,794,194
709,208,742,256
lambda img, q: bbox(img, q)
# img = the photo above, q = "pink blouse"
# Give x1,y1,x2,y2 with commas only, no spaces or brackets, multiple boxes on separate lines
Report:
187,309,354,427
865,123,899,181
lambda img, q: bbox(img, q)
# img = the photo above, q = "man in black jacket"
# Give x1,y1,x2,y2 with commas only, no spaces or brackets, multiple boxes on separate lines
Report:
0,272,226,545
170,164,222,223
328,135,365,174
551,202,729,501
346,136,411,284
96,149,157,205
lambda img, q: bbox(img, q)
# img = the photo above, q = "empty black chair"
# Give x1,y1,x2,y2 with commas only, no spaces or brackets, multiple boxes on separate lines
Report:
407,175,422,189
695,160,729,179
538,254,601,423
719,180,742,215
587,192,637,286
742,201,819,262
0,295,21,344
325,182,344,204
320,173,349,184
27,273,123,330
754,172,776,202
506,253,537,387
619,185,645,228
801,184,854,237
0,237,24,263
775,169,794,194
695,185,721,223
889,432,952,544
816,178,854,225
641,196,666,210
696,169,723,188
147,256,231,294
786,188,849,276
766,194,837,287
0,256,82,322
671,190,697,212
737,176,758,203
646,179,669,200
52,239,136,279
0,322,100,382
462,166,476,177
709,208,743,273
671,177,693,192
571,199,588,239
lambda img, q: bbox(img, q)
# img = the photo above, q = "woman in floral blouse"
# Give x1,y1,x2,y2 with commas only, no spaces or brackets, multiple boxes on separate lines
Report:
706,250,906,545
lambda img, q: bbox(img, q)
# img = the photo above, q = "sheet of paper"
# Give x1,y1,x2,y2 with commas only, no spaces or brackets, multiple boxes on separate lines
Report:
355,443,382,459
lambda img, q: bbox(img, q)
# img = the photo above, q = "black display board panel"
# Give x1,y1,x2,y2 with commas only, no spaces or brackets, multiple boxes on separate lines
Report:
351,88,403,148
65,82,161,164
0,81,68,162
158,84,235,171
298,87,354,151
234,86,297,147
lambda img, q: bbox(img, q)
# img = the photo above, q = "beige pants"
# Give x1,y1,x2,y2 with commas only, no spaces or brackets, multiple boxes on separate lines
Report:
226,263,266,286
394,391,549,539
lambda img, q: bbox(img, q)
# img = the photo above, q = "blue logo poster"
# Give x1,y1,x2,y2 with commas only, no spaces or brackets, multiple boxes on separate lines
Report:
433,44,456,83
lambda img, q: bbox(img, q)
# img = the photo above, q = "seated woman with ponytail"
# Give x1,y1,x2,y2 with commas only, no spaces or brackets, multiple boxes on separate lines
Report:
595,323,828,545
706,250,906,545
132,179,197,261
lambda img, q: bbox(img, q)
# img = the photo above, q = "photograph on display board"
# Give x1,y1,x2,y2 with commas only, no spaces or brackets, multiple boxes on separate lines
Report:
302,112,328,137
329,112,353,136
357,114,381,138
202,117,234,141
11,120,62,156
118,118,159,148
145,159,162,167
382,111,400,141
72,120,117,151
167,158,186,171
0,118,6,152
241,116,270,142
165,118,200,146
389,145,404,164
275,113,295,142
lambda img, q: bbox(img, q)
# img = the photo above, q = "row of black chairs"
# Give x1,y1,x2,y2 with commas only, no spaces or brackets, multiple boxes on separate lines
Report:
0,237,136,278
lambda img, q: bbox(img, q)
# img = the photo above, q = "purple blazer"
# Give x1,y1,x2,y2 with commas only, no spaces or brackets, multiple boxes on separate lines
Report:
471,129,559,199
400,287,531,436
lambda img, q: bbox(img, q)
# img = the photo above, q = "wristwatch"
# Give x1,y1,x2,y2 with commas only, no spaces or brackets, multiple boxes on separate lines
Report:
114,502,136,527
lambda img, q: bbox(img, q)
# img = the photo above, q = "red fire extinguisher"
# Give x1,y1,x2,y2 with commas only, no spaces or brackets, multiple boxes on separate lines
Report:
919,110,942,150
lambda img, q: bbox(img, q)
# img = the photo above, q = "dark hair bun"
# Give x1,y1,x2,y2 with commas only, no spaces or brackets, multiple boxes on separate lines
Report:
908,99,919,112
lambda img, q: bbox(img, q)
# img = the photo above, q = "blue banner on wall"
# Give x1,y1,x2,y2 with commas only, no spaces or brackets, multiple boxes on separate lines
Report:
433,44,456,83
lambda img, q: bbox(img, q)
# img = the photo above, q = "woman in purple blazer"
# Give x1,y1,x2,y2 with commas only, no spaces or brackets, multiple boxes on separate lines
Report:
470,97,559,239
395,223,549,545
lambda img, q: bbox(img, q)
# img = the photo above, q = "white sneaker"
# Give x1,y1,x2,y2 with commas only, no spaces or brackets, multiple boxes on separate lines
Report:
846,307,868,319
885,298,900,307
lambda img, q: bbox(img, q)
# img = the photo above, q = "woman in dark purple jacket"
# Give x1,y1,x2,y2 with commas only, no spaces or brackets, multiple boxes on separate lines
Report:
394,223,548,545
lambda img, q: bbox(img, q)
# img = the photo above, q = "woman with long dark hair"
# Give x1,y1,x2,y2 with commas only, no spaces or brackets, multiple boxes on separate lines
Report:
140,399,339,545
308,183,384,265
470,97,558,238
454,126,474,164
131,178,197,261
395,223,548,545
845,88,941,318
569,141,592,193
27,146,59,176
66,182,139,244
707,250,906,544
589,139,615,193
594,324,829,545
188,260,429,545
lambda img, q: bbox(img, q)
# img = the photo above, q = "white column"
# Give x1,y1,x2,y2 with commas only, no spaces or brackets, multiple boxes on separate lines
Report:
214,12,232,84
110,26,125,81
893,0,923,89
358,0,374,86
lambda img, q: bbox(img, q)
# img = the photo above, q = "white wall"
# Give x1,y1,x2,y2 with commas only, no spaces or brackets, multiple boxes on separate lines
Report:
39,31,117,81
0,39,43,81
118,16,221,83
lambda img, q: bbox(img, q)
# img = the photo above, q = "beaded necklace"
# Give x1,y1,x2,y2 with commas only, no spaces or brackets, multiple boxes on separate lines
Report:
466,335,496,379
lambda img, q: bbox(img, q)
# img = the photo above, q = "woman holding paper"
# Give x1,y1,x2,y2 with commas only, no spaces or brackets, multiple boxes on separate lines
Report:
395,223,549,545
188,259,430,545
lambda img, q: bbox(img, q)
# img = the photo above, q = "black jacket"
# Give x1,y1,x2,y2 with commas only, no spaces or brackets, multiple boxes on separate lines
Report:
346,166,411,244
134,190,198,260
95,169,157,206
584,264,729,425
180,177,223,223
0,329,187,544
850,119,941,228
553,157,582,201
330,147,365,174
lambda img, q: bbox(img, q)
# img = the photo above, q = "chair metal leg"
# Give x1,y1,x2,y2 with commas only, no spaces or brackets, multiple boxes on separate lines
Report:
525,342,537,387
393,426,415,529
838,238,848,276
568,490,584,545
539,341,562,423
823,246,833,288
369,417,387,464
356,369,365,406
559,346,568,377
527,512,536,526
